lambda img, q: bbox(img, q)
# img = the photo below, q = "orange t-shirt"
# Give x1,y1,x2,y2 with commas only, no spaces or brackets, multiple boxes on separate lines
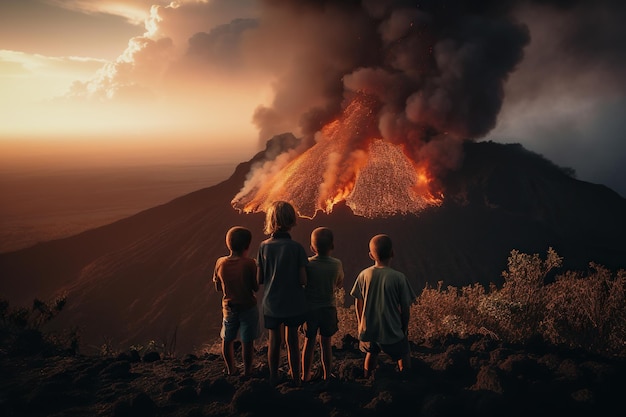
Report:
213,256,258,311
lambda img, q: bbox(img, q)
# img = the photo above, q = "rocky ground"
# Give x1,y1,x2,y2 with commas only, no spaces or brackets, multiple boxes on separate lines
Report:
1,334,625,417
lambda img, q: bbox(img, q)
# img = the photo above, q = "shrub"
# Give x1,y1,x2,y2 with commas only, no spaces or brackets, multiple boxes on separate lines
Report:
406,248,625,356
0,295,78,355
543,264,626,354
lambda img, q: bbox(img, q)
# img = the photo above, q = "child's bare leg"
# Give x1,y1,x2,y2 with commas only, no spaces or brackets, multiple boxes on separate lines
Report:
285,325,301,383
320,335,333,380
301,336,315,382
397,351,411,372
222,339,235,375
363,352,378,378
268,328,282,383
242,341,254,376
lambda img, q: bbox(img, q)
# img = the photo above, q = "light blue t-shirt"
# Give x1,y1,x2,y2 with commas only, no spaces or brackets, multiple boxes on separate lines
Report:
257,232,308,318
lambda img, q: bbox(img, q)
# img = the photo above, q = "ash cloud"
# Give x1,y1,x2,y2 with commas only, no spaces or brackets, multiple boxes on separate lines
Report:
256,1,530,142
250,0,531,172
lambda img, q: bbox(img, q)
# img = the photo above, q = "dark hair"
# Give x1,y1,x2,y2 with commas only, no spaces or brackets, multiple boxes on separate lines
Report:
226,226,252,253
311,227,334,255
264,201,297,235
369,234,393,261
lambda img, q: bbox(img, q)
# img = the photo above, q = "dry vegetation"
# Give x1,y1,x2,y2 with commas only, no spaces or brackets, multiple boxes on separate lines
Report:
402,248,626,356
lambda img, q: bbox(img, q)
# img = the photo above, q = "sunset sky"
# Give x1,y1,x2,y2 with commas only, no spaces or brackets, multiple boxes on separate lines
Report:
1,0,625,196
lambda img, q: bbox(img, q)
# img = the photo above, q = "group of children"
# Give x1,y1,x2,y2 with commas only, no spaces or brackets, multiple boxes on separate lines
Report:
212,201,417,385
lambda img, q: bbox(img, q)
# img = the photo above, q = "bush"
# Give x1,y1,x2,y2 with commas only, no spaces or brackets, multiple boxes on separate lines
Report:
405,248,626,356
542,264,626,354
0,295,78,355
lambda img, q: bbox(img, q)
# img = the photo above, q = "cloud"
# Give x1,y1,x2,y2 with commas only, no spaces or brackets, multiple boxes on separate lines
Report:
44,0,166,25
64,1,262,102
0,50,106,89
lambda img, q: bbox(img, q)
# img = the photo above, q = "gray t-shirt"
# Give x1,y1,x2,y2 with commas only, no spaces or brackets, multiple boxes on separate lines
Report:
350,265,417,345
257,232,308,318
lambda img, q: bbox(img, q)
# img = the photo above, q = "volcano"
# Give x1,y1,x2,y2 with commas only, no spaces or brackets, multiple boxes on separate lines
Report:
1,137,625,354
233,94,443,218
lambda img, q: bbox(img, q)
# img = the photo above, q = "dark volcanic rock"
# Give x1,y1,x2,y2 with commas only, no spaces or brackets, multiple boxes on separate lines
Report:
1,337,626,417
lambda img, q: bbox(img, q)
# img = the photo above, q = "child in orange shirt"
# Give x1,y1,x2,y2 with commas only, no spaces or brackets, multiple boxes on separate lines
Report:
213,226,259,376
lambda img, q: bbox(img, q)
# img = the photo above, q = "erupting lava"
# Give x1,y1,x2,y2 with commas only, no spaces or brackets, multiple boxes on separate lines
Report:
232,94,443,218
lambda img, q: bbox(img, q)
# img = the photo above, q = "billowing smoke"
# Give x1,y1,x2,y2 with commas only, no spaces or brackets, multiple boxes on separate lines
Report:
233,0,532,216
248,0,531,177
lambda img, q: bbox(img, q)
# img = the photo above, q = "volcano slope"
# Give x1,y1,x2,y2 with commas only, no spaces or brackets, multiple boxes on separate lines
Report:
0,136,625,354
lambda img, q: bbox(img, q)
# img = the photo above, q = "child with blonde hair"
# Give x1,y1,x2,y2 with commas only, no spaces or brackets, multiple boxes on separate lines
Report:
257,201,308,385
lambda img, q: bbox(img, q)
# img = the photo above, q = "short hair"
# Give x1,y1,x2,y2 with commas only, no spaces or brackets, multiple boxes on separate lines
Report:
369,234,393,261
311,227,334,255
264,201,297,235
226,226,252,253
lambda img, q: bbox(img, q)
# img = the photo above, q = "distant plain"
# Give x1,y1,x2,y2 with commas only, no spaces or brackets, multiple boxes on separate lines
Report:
0,162,235,253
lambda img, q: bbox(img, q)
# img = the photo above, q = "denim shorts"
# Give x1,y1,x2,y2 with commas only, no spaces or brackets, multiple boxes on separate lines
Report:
221,305,260,343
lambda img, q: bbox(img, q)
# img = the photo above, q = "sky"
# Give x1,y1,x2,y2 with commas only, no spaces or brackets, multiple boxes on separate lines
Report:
0,0,624,196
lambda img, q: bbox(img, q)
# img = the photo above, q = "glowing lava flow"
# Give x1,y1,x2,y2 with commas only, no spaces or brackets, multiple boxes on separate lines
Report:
232,95,442,218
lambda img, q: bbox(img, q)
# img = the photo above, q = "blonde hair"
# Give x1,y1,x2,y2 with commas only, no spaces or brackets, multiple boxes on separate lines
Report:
264,201,297,235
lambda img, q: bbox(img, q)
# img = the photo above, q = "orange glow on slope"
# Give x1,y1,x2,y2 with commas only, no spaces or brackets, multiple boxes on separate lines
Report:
232,94,443,218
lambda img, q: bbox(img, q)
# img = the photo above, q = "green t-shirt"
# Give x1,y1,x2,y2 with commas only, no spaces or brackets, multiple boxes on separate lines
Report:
305,255,344,310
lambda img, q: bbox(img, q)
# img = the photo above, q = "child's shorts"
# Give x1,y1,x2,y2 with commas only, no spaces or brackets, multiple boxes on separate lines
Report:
302,306,339,338
359,336,410,361
221,305,260,343
264,314,305,330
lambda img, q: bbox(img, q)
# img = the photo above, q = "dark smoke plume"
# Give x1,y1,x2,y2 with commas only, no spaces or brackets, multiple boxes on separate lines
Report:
248,0,534,172
246,0,626,172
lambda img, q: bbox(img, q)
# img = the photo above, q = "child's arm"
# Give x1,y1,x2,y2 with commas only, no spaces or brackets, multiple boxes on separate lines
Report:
299,265,307,287
257,266,264,286
335,264,344,289
354,298,364,327
213,260,222,292
251,263,259,292
400,305,410,336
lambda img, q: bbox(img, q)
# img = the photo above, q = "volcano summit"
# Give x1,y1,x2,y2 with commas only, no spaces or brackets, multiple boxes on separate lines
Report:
233,94,442,218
